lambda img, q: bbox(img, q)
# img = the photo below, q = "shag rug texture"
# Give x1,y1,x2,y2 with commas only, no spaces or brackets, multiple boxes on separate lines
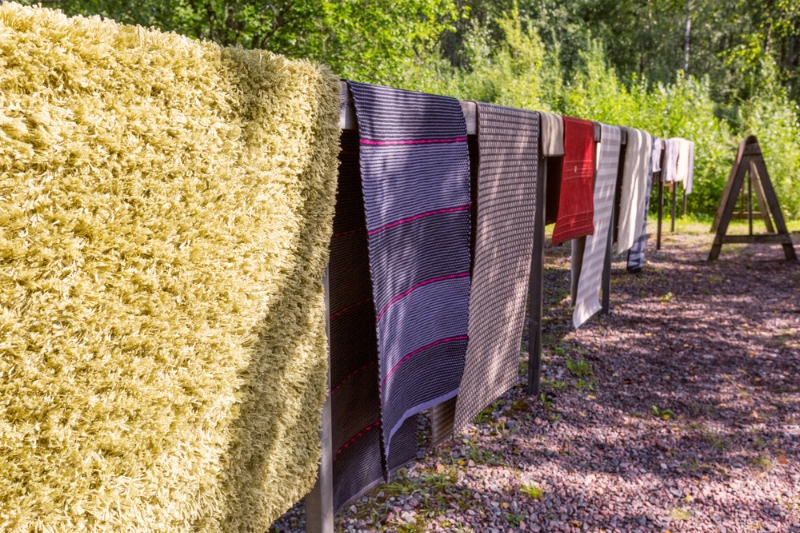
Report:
0,3,341,532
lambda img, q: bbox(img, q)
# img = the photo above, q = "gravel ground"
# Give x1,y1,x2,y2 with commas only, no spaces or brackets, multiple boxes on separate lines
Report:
273,228,800,533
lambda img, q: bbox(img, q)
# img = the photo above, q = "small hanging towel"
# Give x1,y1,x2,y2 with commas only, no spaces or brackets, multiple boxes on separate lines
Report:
573,124,622,328
453,103,539,434
651,137,663,174
540,112,565,157
552,117,596,245
615,127,653,254
662,138,680,182
541,112,565,225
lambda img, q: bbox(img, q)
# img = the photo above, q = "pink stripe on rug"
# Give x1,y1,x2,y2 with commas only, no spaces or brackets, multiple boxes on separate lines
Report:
360,137,467,146
377,272,470,321
368,204,471,236
382,335,469,386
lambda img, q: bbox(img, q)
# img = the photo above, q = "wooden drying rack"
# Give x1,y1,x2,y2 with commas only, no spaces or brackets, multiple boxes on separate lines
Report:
303,83,661,532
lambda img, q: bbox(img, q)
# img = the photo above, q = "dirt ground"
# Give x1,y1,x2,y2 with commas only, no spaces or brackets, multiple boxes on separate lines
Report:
274,223,800,533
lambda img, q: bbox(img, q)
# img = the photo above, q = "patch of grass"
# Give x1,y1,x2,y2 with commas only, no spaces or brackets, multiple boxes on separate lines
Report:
461,442,502,466
552,344,568,356
669,507,693,521
382,476,417,498
539,393,553,408
520,485,545,500
519,359,529,375
651,405,675,420
575,377,597,392
506,513,526,526
750,455,774,471
542,378,567,390
473,401,501,424
660,292,674,303
510,399,529,413
566,357,593,378
701,428,730,450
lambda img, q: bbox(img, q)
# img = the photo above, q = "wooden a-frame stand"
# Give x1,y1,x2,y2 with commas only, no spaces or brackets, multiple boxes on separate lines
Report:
708,135,796,261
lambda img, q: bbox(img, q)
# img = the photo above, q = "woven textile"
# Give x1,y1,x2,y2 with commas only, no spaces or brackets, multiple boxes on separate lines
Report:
615,128,653,254
347,81,471,469
626,138,659,272
663,138,680,182
651,137,663,173
677,139,695,194
0,4,341,531
540,112,565,157
453,104,539,434
573,124,622,328
552,117,596,245
329,131,384,511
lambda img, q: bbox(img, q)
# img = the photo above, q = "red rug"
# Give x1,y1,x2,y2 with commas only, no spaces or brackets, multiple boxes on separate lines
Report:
552,117,596,245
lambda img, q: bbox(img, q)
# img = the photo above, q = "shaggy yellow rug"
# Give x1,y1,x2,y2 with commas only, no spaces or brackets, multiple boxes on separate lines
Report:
0,3,340,531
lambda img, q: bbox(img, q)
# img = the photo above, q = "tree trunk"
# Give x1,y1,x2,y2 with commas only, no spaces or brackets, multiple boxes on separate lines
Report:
683,0,691,79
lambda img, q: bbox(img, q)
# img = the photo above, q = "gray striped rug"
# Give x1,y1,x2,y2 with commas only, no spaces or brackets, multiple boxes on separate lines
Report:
573,124,621,328
453,103,539,434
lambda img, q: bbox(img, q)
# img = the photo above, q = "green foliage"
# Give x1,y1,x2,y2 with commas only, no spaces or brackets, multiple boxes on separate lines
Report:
505,513,526,526
27,0,462,83
651,405,675,420
565,357,593,378
520,484,545,499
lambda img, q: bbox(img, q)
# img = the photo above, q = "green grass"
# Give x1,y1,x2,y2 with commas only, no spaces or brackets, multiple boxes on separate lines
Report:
646,213,800,235
566,357,593,378
520,485,545,500
669,507,693,521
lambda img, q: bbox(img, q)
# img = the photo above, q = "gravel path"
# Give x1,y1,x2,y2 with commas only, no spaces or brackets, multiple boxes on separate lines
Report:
273,228,800,533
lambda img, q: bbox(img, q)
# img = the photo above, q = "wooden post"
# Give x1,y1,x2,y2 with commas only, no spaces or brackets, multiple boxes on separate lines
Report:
601,128,625,315
527,155,546,398
670,183,677,232
306,269,334,533
748,169,753,236
655,139,666,250
656,179,664,250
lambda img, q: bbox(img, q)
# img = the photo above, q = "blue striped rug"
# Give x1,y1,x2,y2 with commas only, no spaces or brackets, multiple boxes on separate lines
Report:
348,81,471,470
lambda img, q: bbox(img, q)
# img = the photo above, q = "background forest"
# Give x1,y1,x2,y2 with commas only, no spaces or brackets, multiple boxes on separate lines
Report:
26,0,800,217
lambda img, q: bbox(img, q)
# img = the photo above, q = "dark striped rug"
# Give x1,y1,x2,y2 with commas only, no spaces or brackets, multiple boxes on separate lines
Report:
328,130,384,511
453,103,539,434
348,81,471,470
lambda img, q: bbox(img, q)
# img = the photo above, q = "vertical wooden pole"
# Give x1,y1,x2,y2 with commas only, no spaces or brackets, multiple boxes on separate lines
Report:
305,277,334,532
748,169,754,236
570,237,585,304
671,183,677,232
527,156,547,397
657,179,664,250
601,193,616,315
682,189,688,217
602,131,625,315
